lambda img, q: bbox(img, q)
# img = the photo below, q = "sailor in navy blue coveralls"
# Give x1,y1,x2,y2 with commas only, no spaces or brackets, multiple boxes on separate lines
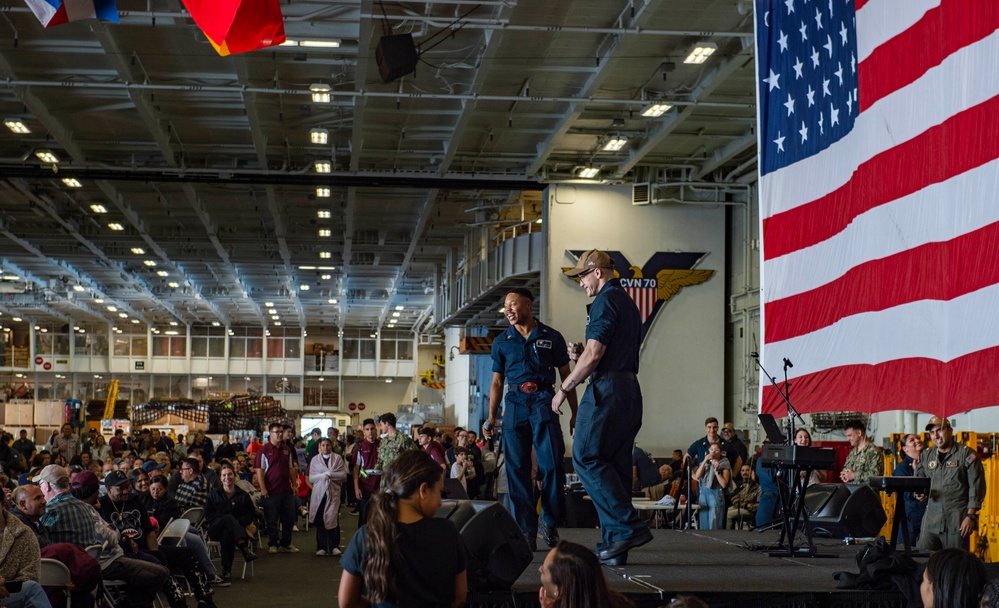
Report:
487,288,577,550
552,249,650,566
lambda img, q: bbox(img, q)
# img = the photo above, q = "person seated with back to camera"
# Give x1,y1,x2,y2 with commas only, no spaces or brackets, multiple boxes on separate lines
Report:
538,539,635,608
337,450,467,608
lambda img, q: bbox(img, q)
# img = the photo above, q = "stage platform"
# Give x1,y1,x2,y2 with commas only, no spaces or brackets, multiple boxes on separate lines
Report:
468,528,920,608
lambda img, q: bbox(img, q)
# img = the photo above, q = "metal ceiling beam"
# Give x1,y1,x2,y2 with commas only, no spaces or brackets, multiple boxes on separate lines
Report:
438,1,515,174
349,0,375,172
526,0,660,177
694,130,757,180
614,39,754,178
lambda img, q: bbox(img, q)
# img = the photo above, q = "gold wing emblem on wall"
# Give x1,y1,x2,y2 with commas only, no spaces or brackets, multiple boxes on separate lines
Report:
656,269,714,303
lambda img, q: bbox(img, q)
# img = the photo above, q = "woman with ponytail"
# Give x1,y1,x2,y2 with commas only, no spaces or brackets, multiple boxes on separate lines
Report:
338,449,467,608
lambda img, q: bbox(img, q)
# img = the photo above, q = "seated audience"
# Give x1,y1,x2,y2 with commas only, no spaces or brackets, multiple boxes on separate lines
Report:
204,464,258,583
726,465,760,529
175,457,211,511
793,429,826,485
0,496,52,608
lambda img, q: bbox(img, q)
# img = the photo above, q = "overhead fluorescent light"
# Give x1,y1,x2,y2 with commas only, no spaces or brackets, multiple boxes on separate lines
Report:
316,187,330,197
131,247,145,254
94,298,104,303
4,119,29,134
118,312,128,318
264,302,274,307
90,204,108,214
328,298,338,304
319,229,331,237
310,83,331,103
310,128,329,144
300,39,341,48
274,322,282,326
318,266,336,270
321,274,331,280
143,260,157,267
268,309,278,315
168,282,179,288
317,210,331,219
684,42,718,64
72,285,85,292
314,160,332,173
640,103,673,117
602,136,628,152
298,265,317,270
300,284,310,291
319,251,331,259
577,167,600,179
165,330,179,335
131,319,140,324
106,306,117,312
35,150,59,163
108,223,124,231
169,321,179,326
392,312,401,317
156,270,168,277
271,315,280,320
395,305,404,311
62,178,82,188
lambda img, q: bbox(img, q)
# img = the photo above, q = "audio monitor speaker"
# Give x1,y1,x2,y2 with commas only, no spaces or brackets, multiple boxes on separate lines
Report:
437,500,532,591
804,483,887,539
376,34,418,83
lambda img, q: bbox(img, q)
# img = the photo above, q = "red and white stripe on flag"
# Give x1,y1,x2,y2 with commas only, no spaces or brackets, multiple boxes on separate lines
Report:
23,0,118,27
757,0,999,418
625,284,657,324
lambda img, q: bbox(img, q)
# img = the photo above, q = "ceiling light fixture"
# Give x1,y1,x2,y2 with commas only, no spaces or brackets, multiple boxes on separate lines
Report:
168,282,179,288
684,42,718,64
640,102,673,117
118,312,128,318
268,309,277,314
314,160,332,173
310,128,329,144
321,274,331,280
108,223,124,231
317,210,331,219
300,284,310,291
395,305,404,311
143,260,157,267
106,306,117,312
4,119,29,134
316,187,330,197
169,321,178,326
35,150,59,163
392,312,401,317
90,204,108,214
319,251,331,259
298,265,317,270
156,270,168,277
300,39,341,48
319,229,331,237
131,247,145,255
577,167,600,179
62,178,82,188
602,135,628,152
72,285,85,292
264,302,274,307
328,298,337,304
131,319,139,324
94,298,104,304
310,83,331,103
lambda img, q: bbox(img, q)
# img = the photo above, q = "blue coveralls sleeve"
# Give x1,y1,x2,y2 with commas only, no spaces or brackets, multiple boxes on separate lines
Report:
585,292,618,345
491,335,506,374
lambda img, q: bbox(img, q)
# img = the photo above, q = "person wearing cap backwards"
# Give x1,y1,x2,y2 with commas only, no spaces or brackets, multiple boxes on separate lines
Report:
915,416,986,551
484,287,577,551
552,249,651,566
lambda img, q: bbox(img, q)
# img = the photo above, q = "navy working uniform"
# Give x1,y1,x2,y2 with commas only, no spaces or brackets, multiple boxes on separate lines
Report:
572,278,647,549
491,321,569,541
915,441,985,551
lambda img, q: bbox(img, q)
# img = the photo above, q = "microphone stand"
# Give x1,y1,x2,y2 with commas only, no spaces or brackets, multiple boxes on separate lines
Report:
750,353,822,557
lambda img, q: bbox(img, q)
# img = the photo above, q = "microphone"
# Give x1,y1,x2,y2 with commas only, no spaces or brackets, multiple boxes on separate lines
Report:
783,357,794,368
749,352,759,358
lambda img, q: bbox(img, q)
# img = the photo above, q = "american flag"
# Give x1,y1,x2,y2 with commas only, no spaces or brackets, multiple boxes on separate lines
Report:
24,0,118,28
757,0,999,417
623,278,658,324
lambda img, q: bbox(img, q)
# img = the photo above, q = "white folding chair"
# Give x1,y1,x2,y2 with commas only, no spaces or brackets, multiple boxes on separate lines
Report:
158,518,191,547
39,559,74,608
179,507,205,530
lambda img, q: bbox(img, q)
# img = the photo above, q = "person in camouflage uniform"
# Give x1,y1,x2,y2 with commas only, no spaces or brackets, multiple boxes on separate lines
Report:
916,416,985,551
839,419,883,485
374,412,416,485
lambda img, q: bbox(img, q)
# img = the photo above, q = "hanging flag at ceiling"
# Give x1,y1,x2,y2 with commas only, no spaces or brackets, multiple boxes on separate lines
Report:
23,0,119,28
756,0,999,418
180,0,286,56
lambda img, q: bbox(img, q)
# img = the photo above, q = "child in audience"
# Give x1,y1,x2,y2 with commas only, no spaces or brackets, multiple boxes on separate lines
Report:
338,450,467,608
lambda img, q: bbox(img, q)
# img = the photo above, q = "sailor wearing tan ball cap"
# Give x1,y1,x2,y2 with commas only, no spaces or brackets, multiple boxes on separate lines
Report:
914,416,986,551
552,249,651,566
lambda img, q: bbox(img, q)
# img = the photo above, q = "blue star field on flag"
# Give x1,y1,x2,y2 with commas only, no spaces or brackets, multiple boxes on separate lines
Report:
757,0,859,175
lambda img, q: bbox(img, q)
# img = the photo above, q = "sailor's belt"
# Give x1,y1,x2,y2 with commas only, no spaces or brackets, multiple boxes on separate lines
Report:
506,382,553,394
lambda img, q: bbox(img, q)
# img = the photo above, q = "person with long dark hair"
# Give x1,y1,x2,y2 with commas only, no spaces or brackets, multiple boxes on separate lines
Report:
920,548,985,608
538,540,635,608
338,450,466,608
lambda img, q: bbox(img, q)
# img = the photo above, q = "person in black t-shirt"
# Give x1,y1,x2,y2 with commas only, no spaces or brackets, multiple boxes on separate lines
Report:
338,450,466,608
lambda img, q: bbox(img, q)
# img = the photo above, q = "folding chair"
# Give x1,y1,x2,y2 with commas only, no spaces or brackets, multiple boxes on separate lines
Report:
158,518,191,547
179,507,205,530
39,559,74,608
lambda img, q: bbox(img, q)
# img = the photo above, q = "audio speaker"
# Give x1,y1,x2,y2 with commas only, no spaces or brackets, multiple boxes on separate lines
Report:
376,34,418,83
804,483,887,539
437,500,532,591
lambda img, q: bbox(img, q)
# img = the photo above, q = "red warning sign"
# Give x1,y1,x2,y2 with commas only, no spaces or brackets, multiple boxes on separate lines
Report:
358,402,366,410
348,403,357,411
34,356,43,365
43,362,51,370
